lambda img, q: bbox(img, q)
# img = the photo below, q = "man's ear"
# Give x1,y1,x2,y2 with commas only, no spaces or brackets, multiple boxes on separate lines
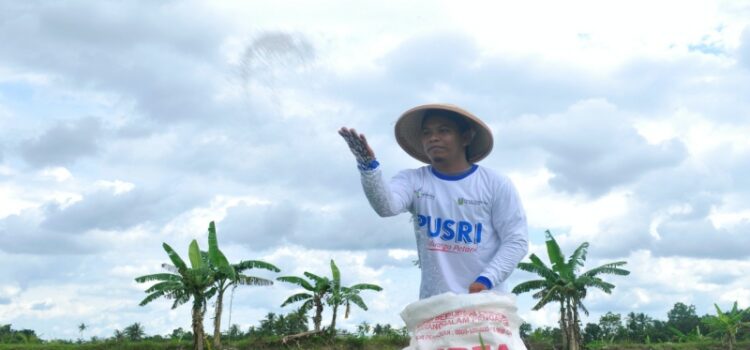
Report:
462,129,476,146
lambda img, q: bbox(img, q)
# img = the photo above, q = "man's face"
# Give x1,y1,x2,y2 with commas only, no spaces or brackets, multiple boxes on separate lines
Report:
420,114,471,164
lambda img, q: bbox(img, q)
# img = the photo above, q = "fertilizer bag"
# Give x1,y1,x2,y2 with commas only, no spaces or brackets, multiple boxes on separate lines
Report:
400,292,528,350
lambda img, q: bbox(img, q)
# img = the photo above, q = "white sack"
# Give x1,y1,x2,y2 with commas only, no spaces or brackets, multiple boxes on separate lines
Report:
400,292,528,350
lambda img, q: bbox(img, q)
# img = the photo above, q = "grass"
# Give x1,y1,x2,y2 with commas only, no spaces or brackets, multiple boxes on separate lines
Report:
4,337,747,350
0,334,409,350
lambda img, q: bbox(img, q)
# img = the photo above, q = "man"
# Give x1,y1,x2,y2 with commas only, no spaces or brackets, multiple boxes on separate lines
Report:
339,104,528,299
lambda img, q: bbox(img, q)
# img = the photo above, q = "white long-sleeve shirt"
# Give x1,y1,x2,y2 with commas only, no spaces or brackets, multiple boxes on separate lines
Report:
360,164,529,299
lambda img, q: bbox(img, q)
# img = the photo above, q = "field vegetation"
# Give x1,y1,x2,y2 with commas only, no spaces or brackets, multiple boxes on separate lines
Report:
2,228,747,350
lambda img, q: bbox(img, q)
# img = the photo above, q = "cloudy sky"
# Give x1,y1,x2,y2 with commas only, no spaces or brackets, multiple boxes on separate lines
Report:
2,0,750,341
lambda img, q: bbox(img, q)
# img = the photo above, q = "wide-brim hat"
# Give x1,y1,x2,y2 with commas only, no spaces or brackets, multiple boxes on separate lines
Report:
394,103,493,164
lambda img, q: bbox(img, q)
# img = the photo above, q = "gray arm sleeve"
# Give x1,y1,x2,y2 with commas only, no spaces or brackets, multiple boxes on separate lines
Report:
359,167,414,217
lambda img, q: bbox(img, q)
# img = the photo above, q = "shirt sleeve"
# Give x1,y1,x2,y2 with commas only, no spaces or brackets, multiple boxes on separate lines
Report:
480,177,529,287
359,166,414,217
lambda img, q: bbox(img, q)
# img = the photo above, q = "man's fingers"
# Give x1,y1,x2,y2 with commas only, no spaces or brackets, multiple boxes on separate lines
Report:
359,135,374,157
339,127,375,161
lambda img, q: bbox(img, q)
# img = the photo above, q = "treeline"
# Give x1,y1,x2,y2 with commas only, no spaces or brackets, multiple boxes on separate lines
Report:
2,302,749,349
523,302,750,349
0,317,409,350
0,324,40,344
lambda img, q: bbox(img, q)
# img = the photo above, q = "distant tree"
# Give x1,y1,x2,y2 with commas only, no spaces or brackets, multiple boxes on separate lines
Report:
256,312,277,336
248,310,308,337
667,302,701,336
170,327,190,341
372,323,386,336
124,322,145,341
598,312,623,342
78,323,87,342
16,329,40,344
528,326,562,346
626,312,654,342
357,321,371,337
226,324,243,339
113,329,125,342
741,310,750,340
279,309,308,335
0,326,41,344
520,322,532,338
650,320,671,342
582,323,601,344
0,324,10,342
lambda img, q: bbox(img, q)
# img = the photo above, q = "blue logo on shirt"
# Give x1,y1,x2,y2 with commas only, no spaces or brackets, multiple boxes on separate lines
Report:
417,214,482,244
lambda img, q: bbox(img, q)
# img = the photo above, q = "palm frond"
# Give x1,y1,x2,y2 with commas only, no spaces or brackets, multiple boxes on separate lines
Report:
581,261,629,277
281,293,313,307
234,260,281,273
277,276,314,291
304,272,326,284
205,286,218,300
188,240,203,269
347,294,368,312
566,242,589,270
531,289,546,300
172,293,191,309
531,293,560,311
533,285,563,310
581,277,615,294
139,291,167,306
518,255,558,281
161,264,179,274
299,299,314,315
207,221,235,279
162,243,188,272
144,281,182,294
544,230,566,270
348,283,383,291
576,298,589,316
714,303,725,317
511,279,549,294
135,273,179,283
236,275,274,286
330,260,341,287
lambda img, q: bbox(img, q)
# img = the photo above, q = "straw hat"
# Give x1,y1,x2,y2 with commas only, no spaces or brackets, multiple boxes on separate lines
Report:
395,103,493,164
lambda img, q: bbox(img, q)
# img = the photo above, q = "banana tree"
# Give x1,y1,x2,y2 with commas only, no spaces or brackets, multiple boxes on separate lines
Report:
135,240,216,350
512,230,629,350
326,259,382,335
205,221,280,350
702,302,750,350
277,271,331,332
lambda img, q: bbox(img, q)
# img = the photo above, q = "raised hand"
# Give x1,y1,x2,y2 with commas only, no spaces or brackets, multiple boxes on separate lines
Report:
338,127,376,170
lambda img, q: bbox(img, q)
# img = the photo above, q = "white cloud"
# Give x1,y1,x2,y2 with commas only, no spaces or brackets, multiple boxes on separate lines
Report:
40,167,72,182
94,179,135,195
